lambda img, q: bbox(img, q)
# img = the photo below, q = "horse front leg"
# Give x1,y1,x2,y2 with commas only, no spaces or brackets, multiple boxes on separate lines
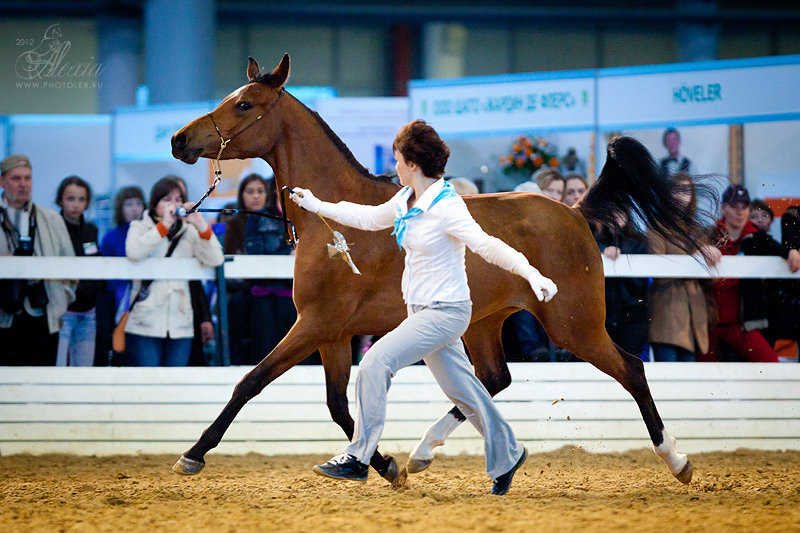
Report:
555,324,693,485
407,312,511,473
319,339,401,484
173,317,321,474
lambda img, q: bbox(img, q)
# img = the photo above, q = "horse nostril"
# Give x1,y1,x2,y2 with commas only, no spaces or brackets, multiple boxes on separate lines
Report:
172,132,187,150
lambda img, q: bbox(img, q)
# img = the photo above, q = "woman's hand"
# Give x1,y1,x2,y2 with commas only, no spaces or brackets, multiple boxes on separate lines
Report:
160,204,176,229
787,248,800,273
700,244,722,267
289,188,322,213
528,271,558,303
181,202,209,233
603,246,621,260
200,321,215,343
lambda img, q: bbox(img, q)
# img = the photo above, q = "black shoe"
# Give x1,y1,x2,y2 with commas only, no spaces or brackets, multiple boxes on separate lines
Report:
491,448,527,495
312,454,368,482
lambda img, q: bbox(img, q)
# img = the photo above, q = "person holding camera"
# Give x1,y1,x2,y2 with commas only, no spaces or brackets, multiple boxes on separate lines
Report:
123,176,223,366
0,154,77,366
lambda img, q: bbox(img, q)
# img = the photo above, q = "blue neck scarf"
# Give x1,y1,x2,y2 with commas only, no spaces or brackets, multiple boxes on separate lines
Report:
390,180,458,249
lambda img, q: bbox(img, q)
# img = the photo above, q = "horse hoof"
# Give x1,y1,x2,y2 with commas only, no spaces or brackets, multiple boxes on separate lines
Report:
674,459,693,485
406,457,432,474
381,456,399,483
172,455,205,475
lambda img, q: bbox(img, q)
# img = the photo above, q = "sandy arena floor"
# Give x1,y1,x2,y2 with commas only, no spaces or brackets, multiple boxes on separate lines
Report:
1,448,799,532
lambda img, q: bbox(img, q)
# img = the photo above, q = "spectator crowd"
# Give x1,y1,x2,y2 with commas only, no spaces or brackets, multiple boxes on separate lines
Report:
2,128,799,367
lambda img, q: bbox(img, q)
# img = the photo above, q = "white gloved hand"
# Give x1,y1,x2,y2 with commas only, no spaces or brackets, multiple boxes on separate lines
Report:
289,187,322,214
528,270,558,303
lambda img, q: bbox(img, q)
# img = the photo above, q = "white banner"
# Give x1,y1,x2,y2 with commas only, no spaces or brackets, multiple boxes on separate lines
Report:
113,103,215,161
598,58,800,129
409,74,595,136
315,97,409,174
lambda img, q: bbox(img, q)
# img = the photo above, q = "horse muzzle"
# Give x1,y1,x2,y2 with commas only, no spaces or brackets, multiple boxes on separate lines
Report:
171,131,202,163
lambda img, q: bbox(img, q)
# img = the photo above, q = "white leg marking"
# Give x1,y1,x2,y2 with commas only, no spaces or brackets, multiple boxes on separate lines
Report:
653,429,688,475
410,412,464,461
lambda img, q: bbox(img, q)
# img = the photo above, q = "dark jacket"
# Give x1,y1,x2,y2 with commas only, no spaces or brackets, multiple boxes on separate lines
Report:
740,212,800,337
593,225,649,328
63,214,104,312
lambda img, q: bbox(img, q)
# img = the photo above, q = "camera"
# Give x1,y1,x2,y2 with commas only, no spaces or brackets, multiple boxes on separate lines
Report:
14,236,34,256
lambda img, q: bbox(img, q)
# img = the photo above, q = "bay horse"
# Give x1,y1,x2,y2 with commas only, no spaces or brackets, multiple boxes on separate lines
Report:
171,54,706,485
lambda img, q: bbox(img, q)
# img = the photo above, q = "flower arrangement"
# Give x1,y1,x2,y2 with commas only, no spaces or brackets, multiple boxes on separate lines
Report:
500,135,559,176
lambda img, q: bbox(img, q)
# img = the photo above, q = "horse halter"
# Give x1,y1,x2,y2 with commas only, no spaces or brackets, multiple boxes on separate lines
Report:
206,87,285,180
179,87,298,246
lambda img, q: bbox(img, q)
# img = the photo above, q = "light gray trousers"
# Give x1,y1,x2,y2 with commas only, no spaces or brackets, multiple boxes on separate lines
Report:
344,300,523,479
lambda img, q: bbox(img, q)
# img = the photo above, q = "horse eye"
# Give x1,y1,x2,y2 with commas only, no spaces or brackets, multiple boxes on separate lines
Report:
236,102,252,111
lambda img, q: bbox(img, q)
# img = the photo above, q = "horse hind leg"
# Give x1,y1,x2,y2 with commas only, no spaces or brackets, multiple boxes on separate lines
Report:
565,332,693,484
319,339,401,485
407,312,511,474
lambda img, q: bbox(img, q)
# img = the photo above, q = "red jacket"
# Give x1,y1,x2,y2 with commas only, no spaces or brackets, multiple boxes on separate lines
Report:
712,219,758,324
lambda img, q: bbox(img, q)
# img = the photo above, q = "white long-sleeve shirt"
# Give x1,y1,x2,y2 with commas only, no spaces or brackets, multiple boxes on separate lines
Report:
317,178,537,305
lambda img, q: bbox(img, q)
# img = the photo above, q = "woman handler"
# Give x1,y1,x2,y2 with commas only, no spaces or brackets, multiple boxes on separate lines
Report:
290,120,557,495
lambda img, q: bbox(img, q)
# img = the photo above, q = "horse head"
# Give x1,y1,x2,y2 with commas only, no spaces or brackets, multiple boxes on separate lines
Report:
171,54,290,164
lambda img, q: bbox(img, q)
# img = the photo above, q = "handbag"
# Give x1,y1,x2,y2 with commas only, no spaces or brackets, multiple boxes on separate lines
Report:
112,231,184,352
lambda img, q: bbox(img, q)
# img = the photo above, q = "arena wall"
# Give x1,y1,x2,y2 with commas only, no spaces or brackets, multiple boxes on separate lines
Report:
1,363,798,457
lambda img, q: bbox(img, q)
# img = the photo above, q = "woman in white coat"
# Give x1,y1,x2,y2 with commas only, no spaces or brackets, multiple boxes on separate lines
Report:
291,120,558,495
124,176,224,366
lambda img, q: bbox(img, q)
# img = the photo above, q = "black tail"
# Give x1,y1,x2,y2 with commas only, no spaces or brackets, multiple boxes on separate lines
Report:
578,136,716,258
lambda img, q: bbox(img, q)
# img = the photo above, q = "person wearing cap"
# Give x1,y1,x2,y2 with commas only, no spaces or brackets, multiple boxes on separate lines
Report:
701,184,800,363
0,154,77,365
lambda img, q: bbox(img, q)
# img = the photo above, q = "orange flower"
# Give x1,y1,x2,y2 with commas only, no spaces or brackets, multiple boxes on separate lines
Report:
512,143,521,152
548,157,559,168
515,156,526,167
532,154,544,166
525,147,533,156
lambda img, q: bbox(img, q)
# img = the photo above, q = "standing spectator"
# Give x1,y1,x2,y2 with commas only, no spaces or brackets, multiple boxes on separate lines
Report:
174,176,216,366
0,154,76,366
100,186,146,311
224,173,296,365
97,186,145,364
748,199,774,233
658,127,693,178
515,167,564,201
593,214,650,359
559,148,587,177
562,174,589,207
648,173,720,362
740,198,800,345
769,205,800,345
55,176,104,366
701,185,796,363
448,177,479,195
123,176,224,366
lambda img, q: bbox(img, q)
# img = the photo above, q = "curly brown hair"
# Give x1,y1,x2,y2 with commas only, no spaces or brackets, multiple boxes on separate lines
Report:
392,119,450,179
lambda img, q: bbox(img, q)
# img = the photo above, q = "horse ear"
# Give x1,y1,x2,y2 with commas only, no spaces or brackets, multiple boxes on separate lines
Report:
270,53,291,88
247,57,260,81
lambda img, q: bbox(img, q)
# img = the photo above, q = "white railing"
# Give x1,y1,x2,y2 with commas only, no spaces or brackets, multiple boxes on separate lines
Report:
1,254,799,280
